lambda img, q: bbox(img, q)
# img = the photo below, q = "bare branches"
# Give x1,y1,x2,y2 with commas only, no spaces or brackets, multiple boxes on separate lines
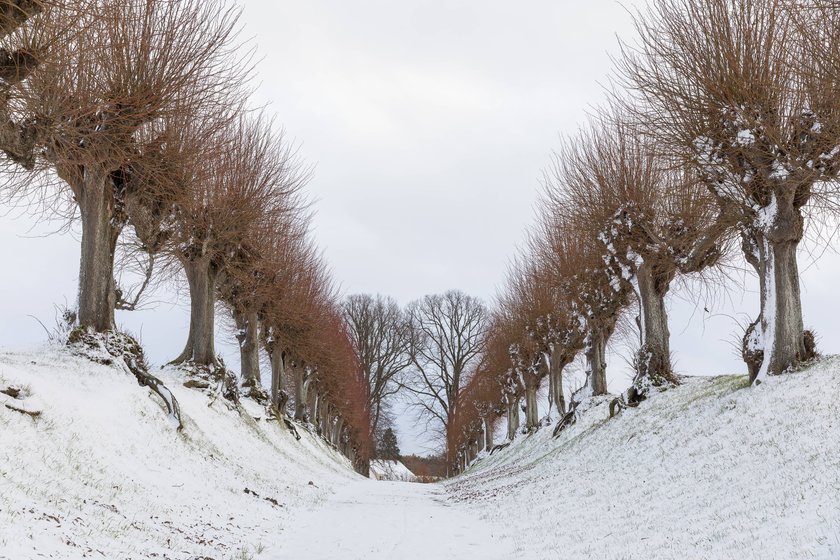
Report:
343,293,413,439
402,290,489,460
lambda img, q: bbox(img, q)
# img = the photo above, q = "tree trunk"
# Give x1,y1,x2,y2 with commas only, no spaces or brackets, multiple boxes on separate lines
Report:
332,415,344,446
506,396,520,441
293,365,309,422
548,350,568,416
308,390,319,429
483,416,494,451
584,327,609,396
524,384,539,430
753,235,807,382
320,400,331,436
634,263,677,389
173,257,217,366
237,311,261,392
742,198,812,383
77,165,120,332
268,346,288,411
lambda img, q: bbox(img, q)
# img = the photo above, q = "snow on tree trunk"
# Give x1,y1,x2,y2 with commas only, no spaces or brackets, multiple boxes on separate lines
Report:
237,311,261,393
483,416,494,451
584,328,609,396
524,385,539,430
634,263,677,391
548,350,567,416
744,193,812,383
174,258,217,366
77,165,119,332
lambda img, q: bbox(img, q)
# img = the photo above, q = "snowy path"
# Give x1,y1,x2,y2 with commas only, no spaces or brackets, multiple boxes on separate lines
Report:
274,480,515,559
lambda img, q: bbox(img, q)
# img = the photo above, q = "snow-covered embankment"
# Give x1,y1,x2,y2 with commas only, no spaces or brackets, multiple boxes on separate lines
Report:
0,348,356,559
447,360,840,559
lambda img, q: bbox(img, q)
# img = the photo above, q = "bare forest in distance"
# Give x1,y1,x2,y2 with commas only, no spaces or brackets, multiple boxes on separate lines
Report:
1,0,840,504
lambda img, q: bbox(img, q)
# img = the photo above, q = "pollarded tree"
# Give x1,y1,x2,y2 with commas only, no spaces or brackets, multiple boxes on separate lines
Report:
304,300,373,475
404,290,489,467
499,254,586,421
481,313,524,441
545,112,732,397
457,360,503,452
219,211,308,402
619,0,840,381
343,294,413,444
260,234,322,412
25,0,244,332
532,212,630,399
166,113,305,369
492,299,543,431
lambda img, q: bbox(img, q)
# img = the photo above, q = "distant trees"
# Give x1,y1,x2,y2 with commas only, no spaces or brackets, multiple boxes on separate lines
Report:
378,428,400,461
343,294,413,444
403,290,489,469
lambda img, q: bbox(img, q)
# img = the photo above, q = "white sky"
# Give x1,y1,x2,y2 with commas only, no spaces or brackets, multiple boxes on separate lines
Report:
2,0,839,455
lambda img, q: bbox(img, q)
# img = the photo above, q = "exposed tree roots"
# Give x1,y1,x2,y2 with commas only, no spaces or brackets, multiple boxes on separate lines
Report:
173,359,239,405
68,328,183,429
553,401,579,437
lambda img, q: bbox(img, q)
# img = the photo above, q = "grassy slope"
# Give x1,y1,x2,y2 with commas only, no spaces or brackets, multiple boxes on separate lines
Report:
447,359,840,559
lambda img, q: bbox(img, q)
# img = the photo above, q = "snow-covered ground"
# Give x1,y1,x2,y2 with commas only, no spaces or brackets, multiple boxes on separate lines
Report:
276,479,514,559
446,359,840,559
4,346,840,559
0,347,357,559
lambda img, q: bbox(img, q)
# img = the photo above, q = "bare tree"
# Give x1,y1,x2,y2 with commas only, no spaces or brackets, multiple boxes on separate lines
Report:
619,0,838,381
21,0,245,333
166,113,305,369
342,294,412,446
544,111,733,397
403,290,488,464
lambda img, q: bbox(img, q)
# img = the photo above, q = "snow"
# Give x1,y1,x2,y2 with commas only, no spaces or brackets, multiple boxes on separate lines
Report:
370,459,418,482
275,480,515,559
735,128,755,146
0,347,356,559
446,360,840,559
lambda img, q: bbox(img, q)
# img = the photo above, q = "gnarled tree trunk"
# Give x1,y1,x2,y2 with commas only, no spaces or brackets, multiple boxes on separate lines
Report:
742,200,813,383
634,263,678,390
506,396,520,440
293,364,309,422
548,349,569,416
524,383,539,430
584,326,610,396
236,310,262,394
268,345,288,411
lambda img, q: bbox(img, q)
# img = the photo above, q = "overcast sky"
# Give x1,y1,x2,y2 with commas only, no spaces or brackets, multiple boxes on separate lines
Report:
2,1,839,455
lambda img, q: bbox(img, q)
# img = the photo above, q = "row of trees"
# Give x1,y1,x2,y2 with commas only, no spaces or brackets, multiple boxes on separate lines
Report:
0,1,372,472
446,0,840,473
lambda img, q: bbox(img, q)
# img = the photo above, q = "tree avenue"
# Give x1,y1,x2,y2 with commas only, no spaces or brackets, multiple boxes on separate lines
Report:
2,0,839,481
